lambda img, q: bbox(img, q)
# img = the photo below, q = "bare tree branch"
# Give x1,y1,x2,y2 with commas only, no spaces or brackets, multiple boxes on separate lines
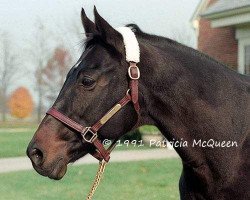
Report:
0,31,20,122
27,19,72,122
26,20,52,122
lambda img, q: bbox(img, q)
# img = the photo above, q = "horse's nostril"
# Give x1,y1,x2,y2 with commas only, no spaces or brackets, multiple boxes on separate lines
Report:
30,148,44,166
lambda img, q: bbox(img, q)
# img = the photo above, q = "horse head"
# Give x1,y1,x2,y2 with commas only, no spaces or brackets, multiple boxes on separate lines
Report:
27,7,140,180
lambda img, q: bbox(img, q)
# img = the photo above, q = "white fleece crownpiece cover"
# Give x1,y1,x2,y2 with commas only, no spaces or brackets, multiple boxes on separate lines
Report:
116,27,140,63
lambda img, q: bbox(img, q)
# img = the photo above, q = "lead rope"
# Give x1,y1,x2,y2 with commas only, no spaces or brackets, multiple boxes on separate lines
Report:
86,161,107,200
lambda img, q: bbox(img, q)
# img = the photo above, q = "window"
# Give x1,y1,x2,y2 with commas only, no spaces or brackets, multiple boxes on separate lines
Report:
245,45,250,74
238,38,250,75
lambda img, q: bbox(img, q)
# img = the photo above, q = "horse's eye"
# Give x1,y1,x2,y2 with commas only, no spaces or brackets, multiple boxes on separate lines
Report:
81,76,96,88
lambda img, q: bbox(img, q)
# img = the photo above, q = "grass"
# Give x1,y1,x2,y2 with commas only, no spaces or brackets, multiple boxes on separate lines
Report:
0,128,35,158
0,158,181,200
139,125,160,134
0,122,38,129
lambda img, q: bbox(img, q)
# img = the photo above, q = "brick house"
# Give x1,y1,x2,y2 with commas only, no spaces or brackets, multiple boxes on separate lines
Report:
191,0,250,74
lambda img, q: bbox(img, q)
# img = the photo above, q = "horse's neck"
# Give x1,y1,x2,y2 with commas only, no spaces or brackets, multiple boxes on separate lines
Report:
138,41,245,167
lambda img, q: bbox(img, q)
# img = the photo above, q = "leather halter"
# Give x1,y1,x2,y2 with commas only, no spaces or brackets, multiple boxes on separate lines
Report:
46,62,140,162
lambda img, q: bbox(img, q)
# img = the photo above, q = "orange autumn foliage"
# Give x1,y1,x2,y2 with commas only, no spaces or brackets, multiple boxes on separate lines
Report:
8,87,34,119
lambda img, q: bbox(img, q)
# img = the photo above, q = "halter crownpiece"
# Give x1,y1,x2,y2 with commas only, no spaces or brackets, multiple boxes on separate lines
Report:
116,27,140,63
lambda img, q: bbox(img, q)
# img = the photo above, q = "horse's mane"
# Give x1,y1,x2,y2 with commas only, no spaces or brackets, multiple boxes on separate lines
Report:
126,23,179,45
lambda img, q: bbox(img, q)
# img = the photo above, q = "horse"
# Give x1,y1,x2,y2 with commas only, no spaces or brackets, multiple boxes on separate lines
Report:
27,7,250,200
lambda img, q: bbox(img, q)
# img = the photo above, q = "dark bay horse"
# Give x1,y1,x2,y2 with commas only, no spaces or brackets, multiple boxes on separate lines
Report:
27,7,250,200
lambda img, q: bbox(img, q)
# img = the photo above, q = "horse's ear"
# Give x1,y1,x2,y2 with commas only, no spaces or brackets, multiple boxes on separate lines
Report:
94,6,123,52
81,8,98,36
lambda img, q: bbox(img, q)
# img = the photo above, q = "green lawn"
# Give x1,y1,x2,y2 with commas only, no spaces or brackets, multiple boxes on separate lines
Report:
0,129,35,158
0,122,38,129
0,159,181,200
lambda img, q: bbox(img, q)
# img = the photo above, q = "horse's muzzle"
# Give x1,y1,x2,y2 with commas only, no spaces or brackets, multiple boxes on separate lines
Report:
27,141,67,180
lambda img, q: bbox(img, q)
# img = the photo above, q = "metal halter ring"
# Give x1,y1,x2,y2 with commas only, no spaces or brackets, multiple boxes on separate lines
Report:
81,127,98,143
126,89,131,95
128,65,140,80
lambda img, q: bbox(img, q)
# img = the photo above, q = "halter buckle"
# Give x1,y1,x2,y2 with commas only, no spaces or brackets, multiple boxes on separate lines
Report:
128,65,140,80
81,127,97,143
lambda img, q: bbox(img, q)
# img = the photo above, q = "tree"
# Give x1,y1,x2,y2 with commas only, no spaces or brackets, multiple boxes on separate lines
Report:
30,20,72,122
28,21,51,122
8,87,34,119
0,31,19,122
41,47,71,105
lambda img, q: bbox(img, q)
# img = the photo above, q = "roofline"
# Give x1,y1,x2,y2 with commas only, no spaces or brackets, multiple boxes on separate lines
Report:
190,0,208,22
202,5,250,19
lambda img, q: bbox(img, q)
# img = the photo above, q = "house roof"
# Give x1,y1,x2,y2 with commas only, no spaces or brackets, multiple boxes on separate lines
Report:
203,0,250,16
190,0,208,22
